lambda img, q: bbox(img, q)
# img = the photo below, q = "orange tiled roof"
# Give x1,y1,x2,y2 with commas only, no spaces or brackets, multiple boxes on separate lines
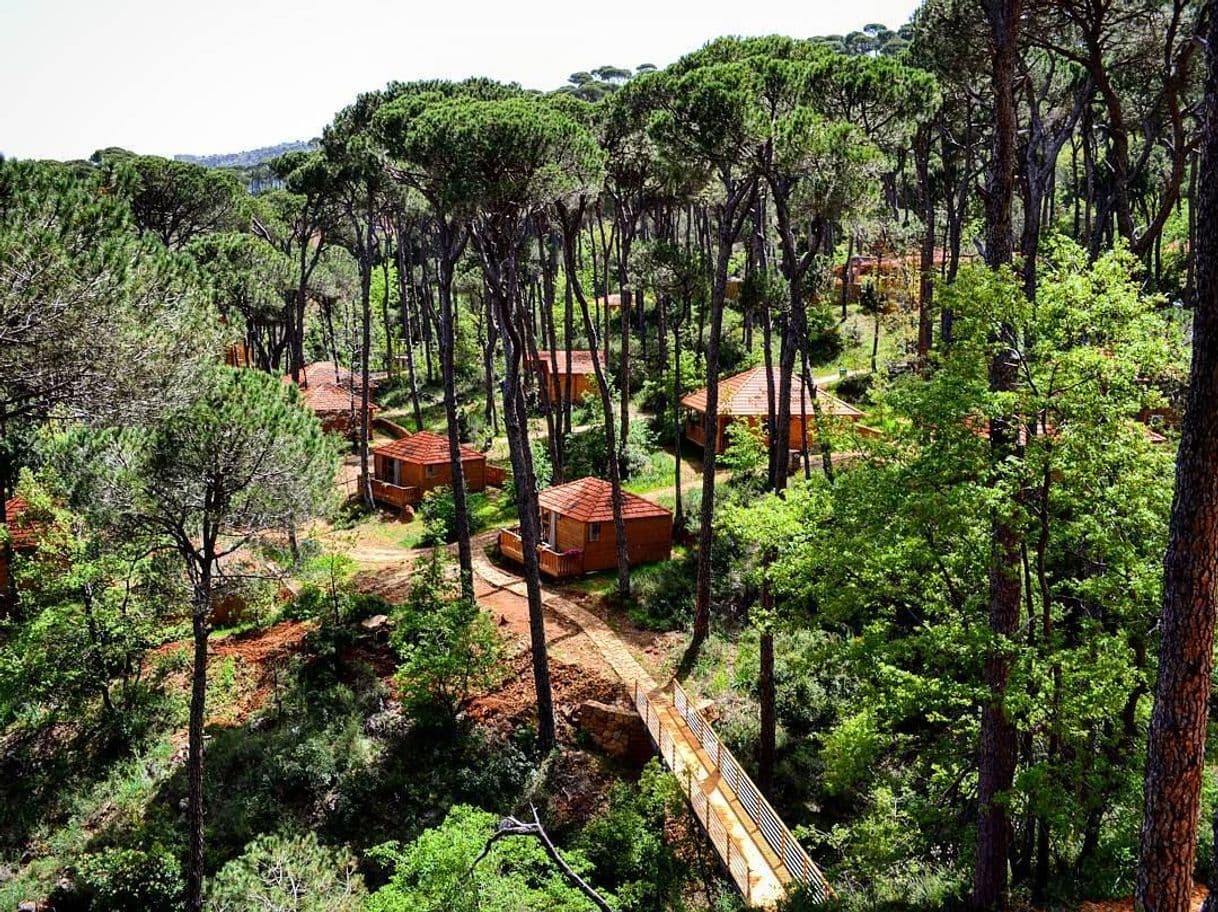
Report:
297,361,379,393
529,350,599,376
373,430,484,466
680,366,862,419
538,477,671,524
4,497,43,551
295,381,380,415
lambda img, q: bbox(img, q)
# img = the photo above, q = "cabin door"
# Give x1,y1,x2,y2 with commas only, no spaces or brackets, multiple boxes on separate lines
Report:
392,460,401,486
545,510,557,549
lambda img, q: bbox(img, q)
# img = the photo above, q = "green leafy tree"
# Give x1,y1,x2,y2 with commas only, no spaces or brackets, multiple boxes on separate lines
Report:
366,805,600,912
391,549,502,719
54,367,339,912
109,154,246,250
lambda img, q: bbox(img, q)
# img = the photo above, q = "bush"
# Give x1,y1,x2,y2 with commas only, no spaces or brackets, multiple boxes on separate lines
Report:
576,763,687,912
392,550,502,718
206,831,366,912
628,551,696,631
832,373,875,405
72,846,183,912
366,805,599,912
419,487,456,546
503,440,552,506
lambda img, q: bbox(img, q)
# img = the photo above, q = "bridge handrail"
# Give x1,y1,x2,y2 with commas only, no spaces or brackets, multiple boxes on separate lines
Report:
633,680,754,902
671,680,833,902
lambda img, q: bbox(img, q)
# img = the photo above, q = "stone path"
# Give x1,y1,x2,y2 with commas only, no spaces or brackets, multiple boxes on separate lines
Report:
470,541,827,908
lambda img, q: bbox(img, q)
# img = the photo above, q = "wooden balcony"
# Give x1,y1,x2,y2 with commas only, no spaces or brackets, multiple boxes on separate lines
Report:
366,477,420,510
497,528,584,578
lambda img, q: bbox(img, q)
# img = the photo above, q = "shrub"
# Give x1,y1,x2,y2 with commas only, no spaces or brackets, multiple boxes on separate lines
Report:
206,831,366,912
832,373,875,405
366,805,599,912
576,762,687,912
419,487,456,546
391,550,502,718
73,846,183,912
628,551,696,631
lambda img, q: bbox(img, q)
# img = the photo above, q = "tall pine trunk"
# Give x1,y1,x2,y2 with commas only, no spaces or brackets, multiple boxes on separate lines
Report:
1137,11,1218,911
973,2,1023,910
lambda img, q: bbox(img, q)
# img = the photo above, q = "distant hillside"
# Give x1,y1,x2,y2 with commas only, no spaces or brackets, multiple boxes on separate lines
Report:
175,140,316,169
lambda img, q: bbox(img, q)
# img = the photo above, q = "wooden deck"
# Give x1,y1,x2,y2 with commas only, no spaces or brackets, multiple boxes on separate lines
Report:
496,528,584,578
367,477,420,510
471,545,831,908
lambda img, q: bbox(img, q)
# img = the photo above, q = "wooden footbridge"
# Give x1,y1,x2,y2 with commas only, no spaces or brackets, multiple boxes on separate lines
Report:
472,548,832,908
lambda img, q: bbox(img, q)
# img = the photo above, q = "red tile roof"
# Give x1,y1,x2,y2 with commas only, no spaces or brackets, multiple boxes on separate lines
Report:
373,430,484,466
681,366,862,419
538,477,671,524
4,497,44,550
529,350,599,376
297,361,380,393
295,381,381,415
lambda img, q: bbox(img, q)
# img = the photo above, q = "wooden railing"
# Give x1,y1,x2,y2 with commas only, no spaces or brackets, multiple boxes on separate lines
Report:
633,680,755,901
671,680,832,902
367,477,420,509
496,528,584,578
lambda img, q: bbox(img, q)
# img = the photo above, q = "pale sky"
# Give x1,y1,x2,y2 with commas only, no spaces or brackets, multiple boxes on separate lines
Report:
0,0,923,162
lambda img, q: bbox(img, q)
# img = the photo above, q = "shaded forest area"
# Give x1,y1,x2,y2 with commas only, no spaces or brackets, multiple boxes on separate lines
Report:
2,3,1217,912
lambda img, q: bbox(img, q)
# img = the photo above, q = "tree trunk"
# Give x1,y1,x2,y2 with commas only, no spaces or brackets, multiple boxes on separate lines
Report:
758,577,776,794
973,3,1024,910
693,193,750,644
1137,13,1218,910
185,572,211,912
560,203,631,601
437,229,475,599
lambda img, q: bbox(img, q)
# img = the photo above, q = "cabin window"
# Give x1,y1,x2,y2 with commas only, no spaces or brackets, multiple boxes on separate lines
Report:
588,522,601,542
425,464,437,478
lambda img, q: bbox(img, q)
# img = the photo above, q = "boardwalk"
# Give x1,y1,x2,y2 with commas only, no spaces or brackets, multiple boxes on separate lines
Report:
471,547,831,908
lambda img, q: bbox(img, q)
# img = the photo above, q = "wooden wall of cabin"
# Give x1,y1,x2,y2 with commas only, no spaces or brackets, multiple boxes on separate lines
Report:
397,457,487,494
556,513,673,572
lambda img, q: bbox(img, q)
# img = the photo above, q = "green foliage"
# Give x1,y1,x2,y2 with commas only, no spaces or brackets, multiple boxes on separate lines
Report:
576,764,686,911
391,550,502,718
419,486,457,546
719,419,769,493
819,709,884,798
71,845,183,912
628,550,697,631
365,804,599,912
206,831,366,912
0,471,175,735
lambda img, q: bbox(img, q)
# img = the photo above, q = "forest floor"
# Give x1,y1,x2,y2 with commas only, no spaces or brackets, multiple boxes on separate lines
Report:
1079,885,1208,912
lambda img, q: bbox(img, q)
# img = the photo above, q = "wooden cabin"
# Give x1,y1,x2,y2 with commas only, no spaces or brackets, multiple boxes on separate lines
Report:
682,366,863,455
293,381,380,439
1,497,44,605
527,350,600,403
595,292,623,310
369,431,488,510
498,477,672,579
284,361,381,440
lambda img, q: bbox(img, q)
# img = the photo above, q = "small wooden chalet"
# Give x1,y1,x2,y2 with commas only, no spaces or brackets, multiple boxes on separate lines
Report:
369,431,488,510
527,350,600,403
681,366,863,455
1,497,44,604
498,477,672,579
595,292,623,310
284,361,381,439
